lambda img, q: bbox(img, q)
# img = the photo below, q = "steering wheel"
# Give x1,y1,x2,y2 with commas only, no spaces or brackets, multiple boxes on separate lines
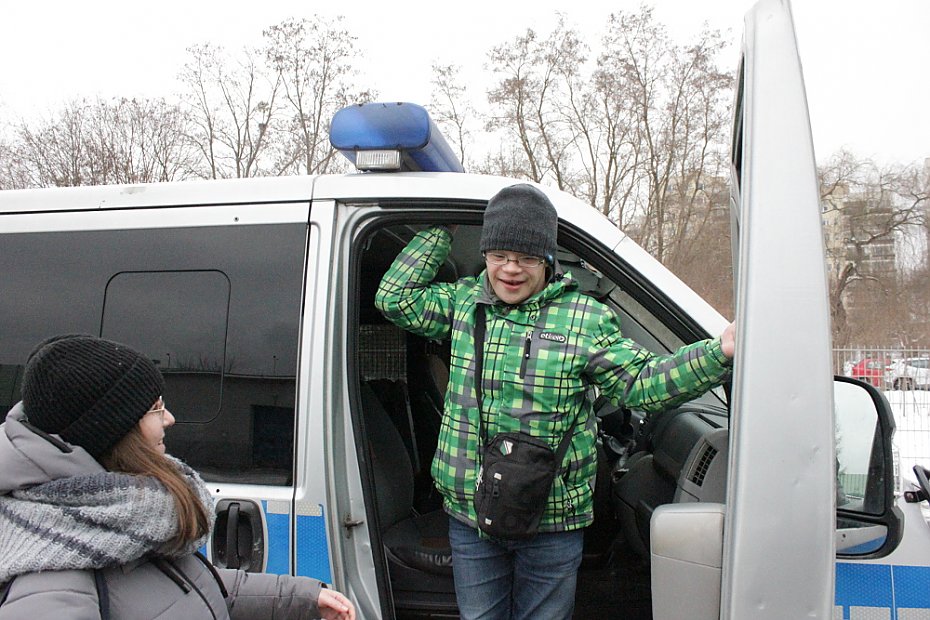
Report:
593,395,635,461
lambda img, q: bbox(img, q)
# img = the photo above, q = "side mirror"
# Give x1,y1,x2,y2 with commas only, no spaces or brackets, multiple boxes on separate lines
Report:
834,377,903,557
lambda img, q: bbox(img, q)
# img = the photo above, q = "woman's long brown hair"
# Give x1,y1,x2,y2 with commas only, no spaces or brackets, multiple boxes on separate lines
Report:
100,427,210,554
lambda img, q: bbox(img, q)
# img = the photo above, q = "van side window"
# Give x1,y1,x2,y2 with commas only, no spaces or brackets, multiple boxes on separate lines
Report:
102,270,230,423
0,223,306,485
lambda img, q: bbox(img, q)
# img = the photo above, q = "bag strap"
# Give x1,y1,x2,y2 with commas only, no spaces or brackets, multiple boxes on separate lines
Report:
474,308,486,421
473,306,578,468
473,307,488,452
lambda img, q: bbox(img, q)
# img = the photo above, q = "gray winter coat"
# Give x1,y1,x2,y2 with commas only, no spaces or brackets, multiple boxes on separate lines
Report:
0,404,325,619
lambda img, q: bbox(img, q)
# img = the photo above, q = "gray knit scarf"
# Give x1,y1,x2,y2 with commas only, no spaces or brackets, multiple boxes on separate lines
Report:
0,456,213,583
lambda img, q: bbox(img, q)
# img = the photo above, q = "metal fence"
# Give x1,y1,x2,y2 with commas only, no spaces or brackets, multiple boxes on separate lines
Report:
834,348,930,491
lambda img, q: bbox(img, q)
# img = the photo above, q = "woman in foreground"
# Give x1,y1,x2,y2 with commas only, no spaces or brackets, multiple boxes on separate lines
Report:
0,334,355,619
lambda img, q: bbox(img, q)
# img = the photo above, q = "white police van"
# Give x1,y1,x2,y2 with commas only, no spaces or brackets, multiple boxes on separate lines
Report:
0,1,927,618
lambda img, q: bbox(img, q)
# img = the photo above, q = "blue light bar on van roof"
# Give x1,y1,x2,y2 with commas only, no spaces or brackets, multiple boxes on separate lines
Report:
329,102,465,173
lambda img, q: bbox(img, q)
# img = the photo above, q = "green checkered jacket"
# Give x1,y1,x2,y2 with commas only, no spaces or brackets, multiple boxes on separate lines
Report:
375,227,731,532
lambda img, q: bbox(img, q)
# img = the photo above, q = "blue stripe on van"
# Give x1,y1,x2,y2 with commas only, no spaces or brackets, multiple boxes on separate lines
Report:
836,562,930,617
262,500,290,575
893,565,930,609
835,563,893,618
296,507,332,583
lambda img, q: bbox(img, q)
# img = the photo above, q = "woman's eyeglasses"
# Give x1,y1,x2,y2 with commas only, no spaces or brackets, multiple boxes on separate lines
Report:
147,399,168,418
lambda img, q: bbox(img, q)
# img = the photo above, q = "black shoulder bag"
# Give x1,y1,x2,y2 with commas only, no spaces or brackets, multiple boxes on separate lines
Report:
472,307,578,540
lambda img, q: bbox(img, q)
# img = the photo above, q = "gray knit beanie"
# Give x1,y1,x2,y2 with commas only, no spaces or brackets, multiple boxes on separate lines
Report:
480,184,558,261
21,334,165,458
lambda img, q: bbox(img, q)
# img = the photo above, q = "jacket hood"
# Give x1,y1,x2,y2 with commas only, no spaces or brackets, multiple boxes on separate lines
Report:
0,403,103,494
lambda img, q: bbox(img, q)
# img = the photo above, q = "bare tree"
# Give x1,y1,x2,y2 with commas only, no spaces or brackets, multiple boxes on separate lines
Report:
820,151,929,346
601,8,732,264
263,16,373,176
10,98,194,188
899,262,930,347
662,175,734,318
486,16,645,223
15,101,89,187
141,99,200,182
485,19,580,186
568,47,641,224
180,44,280,179
84,98,196,183
0,124,31,190
429,62,478,170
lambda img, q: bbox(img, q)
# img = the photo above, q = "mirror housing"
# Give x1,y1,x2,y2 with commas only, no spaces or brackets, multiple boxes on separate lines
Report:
834,376,903,558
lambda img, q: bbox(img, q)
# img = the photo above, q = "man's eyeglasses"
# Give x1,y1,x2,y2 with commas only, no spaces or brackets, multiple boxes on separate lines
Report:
483,252,546,269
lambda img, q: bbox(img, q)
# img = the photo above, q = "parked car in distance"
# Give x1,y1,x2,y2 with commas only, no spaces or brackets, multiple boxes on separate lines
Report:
850,357,891,388
886,357,930,390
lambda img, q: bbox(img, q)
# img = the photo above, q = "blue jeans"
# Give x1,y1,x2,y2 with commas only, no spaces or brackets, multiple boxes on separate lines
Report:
448,517,584,620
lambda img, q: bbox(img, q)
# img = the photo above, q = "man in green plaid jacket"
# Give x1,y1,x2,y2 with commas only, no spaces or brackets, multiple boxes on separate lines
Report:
375,183,735,620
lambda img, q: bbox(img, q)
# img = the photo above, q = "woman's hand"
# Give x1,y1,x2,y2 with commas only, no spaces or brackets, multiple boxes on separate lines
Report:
318,588,356,620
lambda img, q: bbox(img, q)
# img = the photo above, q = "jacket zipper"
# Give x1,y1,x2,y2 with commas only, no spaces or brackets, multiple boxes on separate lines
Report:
519,330,533,378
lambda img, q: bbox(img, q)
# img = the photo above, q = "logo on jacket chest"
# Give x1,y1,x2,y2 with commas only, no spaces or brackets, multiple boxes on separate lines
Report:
539,331,567,343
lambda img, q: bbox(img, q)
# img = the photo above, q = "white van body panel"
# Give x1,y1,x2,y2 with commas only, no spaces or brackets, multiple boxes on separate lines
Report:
0,202,310,233
0,174,318,212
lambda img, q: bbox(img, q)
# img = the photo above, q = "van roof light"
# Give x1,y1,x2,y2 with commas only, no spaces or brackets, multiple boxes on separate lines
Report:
329,102,465,173
356,150,403,171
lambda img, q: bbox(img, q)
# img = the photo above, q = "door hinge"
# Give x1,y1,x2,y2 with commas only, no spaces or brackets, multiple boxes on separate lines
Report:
343,514,365,538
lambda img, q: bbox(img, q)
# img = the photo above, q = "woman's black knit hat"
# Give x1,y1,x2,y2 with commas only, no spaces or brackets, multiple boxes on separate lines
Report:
480,183,558,262
21,334,165,458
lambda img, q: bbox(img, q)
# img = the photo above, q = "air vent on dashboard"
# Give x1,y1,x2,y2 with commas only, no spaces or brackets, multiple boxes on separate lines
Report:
689,443,718,487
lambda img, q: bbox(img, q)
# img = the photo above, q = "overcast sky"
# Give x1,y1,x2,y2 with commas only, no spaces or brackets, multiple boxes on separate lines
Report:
1,0,927,167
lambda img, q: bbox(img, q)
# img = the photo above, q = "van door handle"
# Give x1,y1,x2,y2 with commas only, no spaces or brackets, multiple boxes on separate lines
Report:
213,499,265,572
226,502,241,569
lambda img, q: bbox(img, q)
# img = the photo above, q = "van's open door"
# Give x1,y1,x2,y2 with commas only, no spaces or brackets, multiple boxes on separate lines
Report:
650,0,835,617
723,0,834,616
